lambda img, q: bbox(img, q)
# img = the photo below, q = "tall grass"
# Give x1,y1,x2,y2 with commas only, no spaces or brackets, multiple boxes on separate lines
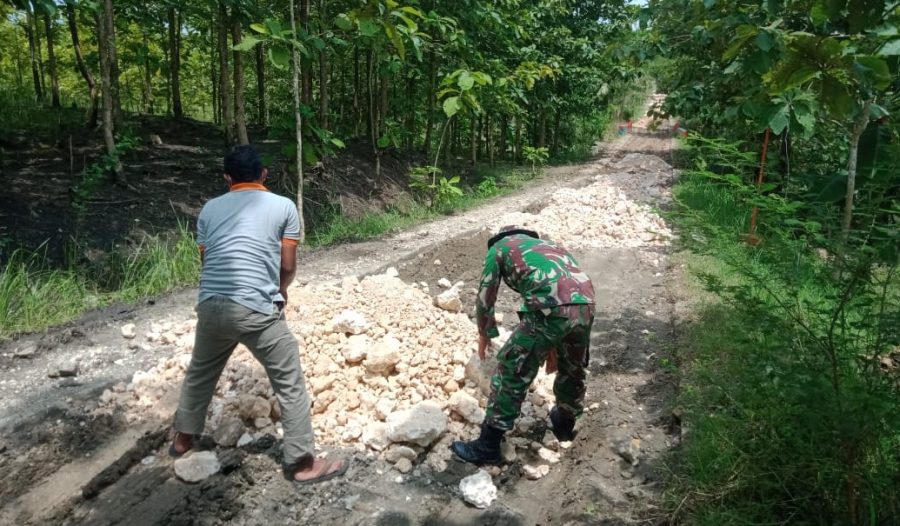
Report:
665,142,900,524
0,222,200,339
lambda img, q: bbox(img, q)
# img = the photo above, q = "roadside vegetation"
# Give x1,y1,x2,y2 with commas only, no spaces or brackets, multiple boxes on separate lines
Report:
650,0,899,522
0,0,649,338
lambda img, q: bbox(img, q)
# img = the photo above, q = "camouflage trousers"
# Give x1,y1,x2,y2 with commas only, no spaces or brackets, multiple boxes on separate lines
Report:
484,304,595,431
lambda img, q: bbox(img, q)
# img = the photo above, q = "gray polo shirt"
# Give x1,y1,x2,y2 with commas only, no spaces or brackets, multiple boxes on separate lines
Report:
197,183,300,314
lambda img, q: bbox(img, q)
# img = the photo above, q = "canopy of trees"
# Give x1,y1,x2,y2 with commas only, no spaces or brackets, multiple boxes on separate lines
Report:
0,0,644,179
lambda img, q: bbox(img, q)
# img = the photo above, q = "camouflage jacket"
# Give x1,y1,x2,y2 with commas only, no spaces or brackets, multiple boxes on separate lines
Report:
475,234,595,338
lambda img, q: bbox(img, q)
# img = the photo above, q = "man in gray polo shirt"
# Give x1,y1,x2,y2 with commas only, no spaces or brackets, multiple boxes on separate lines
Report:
170,145,347,485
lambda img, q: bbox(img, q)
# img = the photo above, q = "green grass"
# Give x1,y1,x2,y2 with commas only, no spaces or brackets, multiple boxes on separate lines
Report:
665,165,900,524
0,222,200,339
307,164,538,247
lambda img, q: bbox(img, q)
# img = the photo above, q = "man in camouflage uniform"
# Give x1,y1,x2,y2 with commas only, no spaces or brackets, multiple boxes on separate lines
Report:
451,226,595,465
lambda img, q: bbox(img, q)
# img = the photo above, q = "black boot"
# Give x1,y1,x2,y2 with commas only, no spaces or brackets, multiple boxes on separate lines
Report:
450,424,504,465
550,406,576,441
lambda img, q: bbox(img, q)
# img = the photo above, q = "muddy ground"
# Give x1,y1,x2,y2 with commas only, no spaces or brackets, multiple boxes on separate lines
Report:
0,129,682,525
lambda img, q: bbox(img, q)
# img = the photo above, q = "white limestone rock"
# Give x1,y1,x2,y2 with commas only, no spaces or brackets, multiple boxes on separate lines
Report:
363,421,391,451
121,323,137,339
459,470,497,509
523,464,550,480
331,309,369,335
364,335,402,375
342,334,369,364
434,287,462,312
174,451,221,483
384,445,418,464
448,391,485,425
387,401,447,447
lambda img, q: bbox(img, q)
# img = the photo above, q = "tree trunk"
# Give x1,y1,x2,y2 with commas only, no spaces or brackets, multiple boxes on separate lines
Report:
551,111,561,157
210,27,218,124
317,0,328,129
141,32,153,114
13,24,25,88
232,10,249,145
43,14,60,108
65,2,98,128
255,42,267,127
499,114,507,160
404,73,415,149
25,9,43,101
300,0,311,106
168,7,183,118
218,2,233,145
487,114,494,166
423,52,436,156
289,0,305,243
162,37,171,115
514,116,522,163
97,0,123,184
470,114,477,166
103,0,122,129
353,46,360,136
33,7,47,99
839,101,872,252
538,109,547,148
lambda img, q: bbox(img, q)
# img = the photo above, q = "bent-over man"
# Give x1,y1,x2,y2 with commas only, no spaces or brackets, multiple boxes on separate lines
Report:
451,226,595,465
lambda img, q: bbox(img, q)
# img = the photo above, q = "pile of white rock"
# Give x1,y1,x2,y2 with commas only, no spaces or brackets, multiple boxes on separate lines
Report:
499,154,674,250
98,269,558,473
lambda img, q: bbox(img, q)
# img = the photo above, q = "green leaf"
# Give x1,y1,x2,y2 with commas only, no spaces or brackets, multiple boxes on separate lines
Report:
302,142,319,165
265,20,283,36
820,77,854,117
399,6,422,17
359,18,380,37
335,13,352,31
756,32,774,52
330,138,346,148
457,71,474,91
250,23,268,34
377,135,391,148
854,56,891,89
384,23,405,60
810,2,829,25
442,96,461,117
878,40,900,56
268,46,291,69
768,106,790,134
232,35,261,51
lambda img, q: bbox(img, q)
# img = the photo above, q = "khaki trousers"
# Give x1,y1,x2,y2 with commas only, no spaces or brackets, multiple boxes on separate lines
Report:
173,296,315,466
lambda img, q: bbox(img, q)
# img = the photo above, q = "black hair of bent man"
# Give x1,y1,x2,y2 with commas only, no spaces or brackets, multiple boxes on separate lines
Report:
224,145,263,183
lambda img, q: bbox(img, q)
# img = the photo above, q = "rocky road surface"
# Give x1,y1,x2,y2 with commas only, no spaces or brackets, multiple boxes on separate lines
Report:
0,129,683,526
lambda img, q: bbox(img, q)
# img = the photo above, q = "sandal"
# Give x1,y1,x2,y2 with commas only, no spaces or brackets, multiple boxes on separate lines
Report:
285,456,350,486
168,431,199,458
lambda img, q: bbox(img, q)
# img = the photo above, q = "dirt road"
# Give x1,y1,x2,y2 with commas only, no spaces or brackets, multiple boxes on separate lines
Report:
0,129,681,525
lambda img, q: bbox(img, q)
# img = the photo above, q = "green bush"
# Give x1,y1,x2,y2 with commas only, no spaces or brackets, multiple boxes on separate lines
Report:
666,137,900,525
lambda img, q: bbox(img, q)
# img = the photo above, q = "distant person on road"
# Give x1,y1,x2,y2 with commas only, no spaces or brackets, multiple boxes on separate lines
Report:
451,226,595,465
169,145,348,485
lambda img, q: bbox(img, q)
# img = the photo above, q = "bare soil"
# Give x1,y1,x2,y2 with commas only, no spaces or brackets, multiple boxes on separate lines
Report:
0,129,682,526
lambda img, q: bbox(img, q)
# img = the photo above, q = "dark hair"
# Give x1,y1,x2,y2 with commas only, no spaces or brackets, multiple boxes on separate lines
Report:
224,145,263,183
